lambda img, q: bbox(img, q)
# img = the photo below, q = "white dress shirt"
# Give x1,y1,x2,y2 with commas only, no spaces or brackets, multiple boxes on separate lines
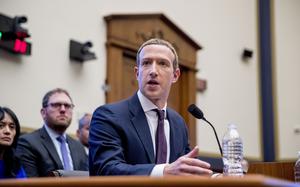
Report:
137,90,170,176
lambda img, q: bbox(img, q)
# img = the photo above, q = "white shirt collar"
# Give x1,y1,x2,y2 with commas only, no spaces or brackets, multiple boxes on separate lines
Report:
137,90,167,117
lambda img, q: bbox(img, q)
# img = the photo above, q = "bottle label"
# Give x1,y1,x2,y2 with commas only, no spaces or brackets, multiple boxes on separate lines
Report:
222,139,243,176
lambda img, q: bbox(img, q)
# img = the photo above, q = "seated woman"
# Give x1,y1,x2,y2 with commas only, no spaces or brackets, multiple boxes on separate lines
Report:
0,106,26,178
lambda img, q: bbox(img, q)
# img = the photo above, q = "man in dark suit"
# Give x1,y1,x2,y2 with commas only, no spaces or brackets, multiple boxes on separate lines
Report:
89,38,213,176
16,88,88,177
76,113,91,155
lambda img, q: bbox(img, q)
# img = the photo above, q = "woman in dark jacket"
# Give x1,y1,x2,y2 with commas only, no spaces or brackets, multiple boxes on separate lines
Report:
0,106,26,178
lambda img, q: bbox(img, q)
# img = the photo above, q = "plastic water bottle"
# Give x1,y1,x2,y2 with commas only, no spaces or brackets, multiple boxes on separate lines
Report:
222,123,244,176
295,151,300,183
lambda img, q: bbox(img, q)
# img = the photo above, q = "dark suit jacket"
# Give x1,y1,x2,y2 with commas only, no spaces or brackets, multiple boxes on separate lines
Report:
89,93,190,176
16,127,88,177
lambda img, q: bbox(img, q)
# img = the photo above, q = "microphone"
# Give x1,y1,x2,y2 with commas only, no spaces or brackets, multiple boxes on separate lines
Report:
188,104,223,156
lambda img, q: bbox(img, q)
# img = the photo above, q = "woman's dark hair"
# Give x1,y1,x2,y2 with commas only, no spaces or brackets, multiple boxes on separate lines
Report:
0,107,4,121
0,107,21,148
0,106,22,178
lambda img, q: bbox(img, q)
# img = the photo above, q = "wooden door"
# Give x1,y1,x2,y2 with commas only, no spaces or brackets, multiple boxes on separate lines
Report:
121,53,138,99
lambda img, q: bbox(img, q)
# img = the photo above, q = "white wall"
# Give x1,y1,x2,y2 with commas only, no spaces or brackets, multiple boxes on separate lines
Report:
273,0,300,160
1,0,298,160
193,0,260,159
0,0,108,134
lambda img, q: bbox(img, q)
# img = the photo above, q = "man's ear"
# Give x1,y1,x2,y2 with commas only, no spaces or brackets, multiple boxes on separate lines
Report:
76,129,80,138
134,66,139,79
172,68,181,83
40,108,46,119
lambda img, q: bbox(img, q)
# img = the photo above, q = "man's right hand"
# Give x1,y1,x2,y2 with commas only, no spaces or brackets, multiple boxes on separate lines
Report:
163,146,213,176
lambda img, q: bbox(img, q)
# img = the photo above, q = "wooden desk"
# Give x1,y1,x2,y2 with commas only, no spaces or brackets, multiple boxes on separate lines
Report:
248,162,295,181
0,175,298,187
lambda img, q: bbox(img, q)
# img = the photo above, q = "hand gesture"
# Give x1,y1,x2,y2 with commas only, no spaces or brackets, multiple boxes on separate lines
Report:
163,146,213,176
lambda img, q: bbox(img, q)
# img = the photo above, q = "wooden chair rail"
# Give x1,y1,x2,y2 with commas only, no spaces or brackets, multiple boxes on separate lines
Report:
248,161,295,181
0,175,298,187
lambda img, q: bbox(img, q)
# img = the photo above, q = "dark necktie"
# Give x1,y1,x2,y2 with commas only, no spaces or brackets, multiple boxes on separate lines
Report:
56,136,72,170
154,109,167,164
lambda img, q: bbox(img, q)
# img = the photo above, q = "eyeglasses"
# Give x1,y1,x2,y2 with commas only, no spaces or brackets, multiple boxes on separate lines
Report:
47,102,75,110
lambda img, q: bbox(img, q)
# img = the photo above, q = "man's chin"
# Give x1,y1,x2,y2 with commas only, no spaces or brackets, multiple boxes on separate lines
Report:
53,121,70,130
143,89,160,97
57,122,70,127
145,94,160,101
56,118,71,124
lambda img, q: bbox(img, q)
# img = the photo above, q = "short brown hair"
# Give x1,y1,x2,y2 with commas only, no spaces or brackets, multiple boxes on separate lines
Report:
136,38,179,71
42,88,73,108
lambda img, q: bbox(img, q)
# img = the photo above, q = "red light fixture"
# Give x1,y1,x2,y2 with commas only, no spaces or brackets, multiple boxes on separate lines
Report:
0,39,31,55
0,13,31,55
13,39,27,54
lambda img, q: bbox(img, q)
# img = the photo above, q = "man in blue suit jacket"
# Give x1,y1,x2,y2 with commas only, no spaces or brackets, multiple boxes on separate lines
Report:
16,88,88,177
89,38,212,176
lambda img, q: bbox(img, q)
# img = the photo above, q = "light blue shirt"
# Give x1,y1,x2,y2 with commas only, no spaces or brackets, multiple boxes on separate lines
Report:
44,124,74,170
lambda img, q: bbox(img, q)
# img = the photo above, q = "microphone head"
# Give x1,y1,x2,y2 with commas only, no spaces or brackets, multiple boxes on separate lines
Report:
187,104,204,119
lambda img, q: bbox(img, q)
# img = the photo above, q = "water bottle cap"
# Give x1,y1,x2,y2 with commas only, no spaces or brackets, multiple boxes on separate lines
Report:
224,123,241,140
228,123,237,129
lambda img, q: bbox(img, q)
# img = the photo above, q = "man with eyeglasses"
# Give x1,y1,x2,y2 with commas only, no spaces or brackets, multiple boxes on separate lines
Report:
16,88,88,177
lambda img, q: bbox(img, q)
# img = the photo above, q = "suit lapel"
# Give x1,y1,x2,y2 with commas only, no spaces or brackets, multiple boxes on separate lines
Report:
67,137,81,170
167,109,180,163
129,94,155,163
40,127,64,169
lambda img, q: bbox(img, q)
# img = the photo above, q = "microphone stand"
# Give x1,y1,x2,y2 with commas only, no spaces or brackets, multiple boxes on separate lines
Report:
202,117,223,156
